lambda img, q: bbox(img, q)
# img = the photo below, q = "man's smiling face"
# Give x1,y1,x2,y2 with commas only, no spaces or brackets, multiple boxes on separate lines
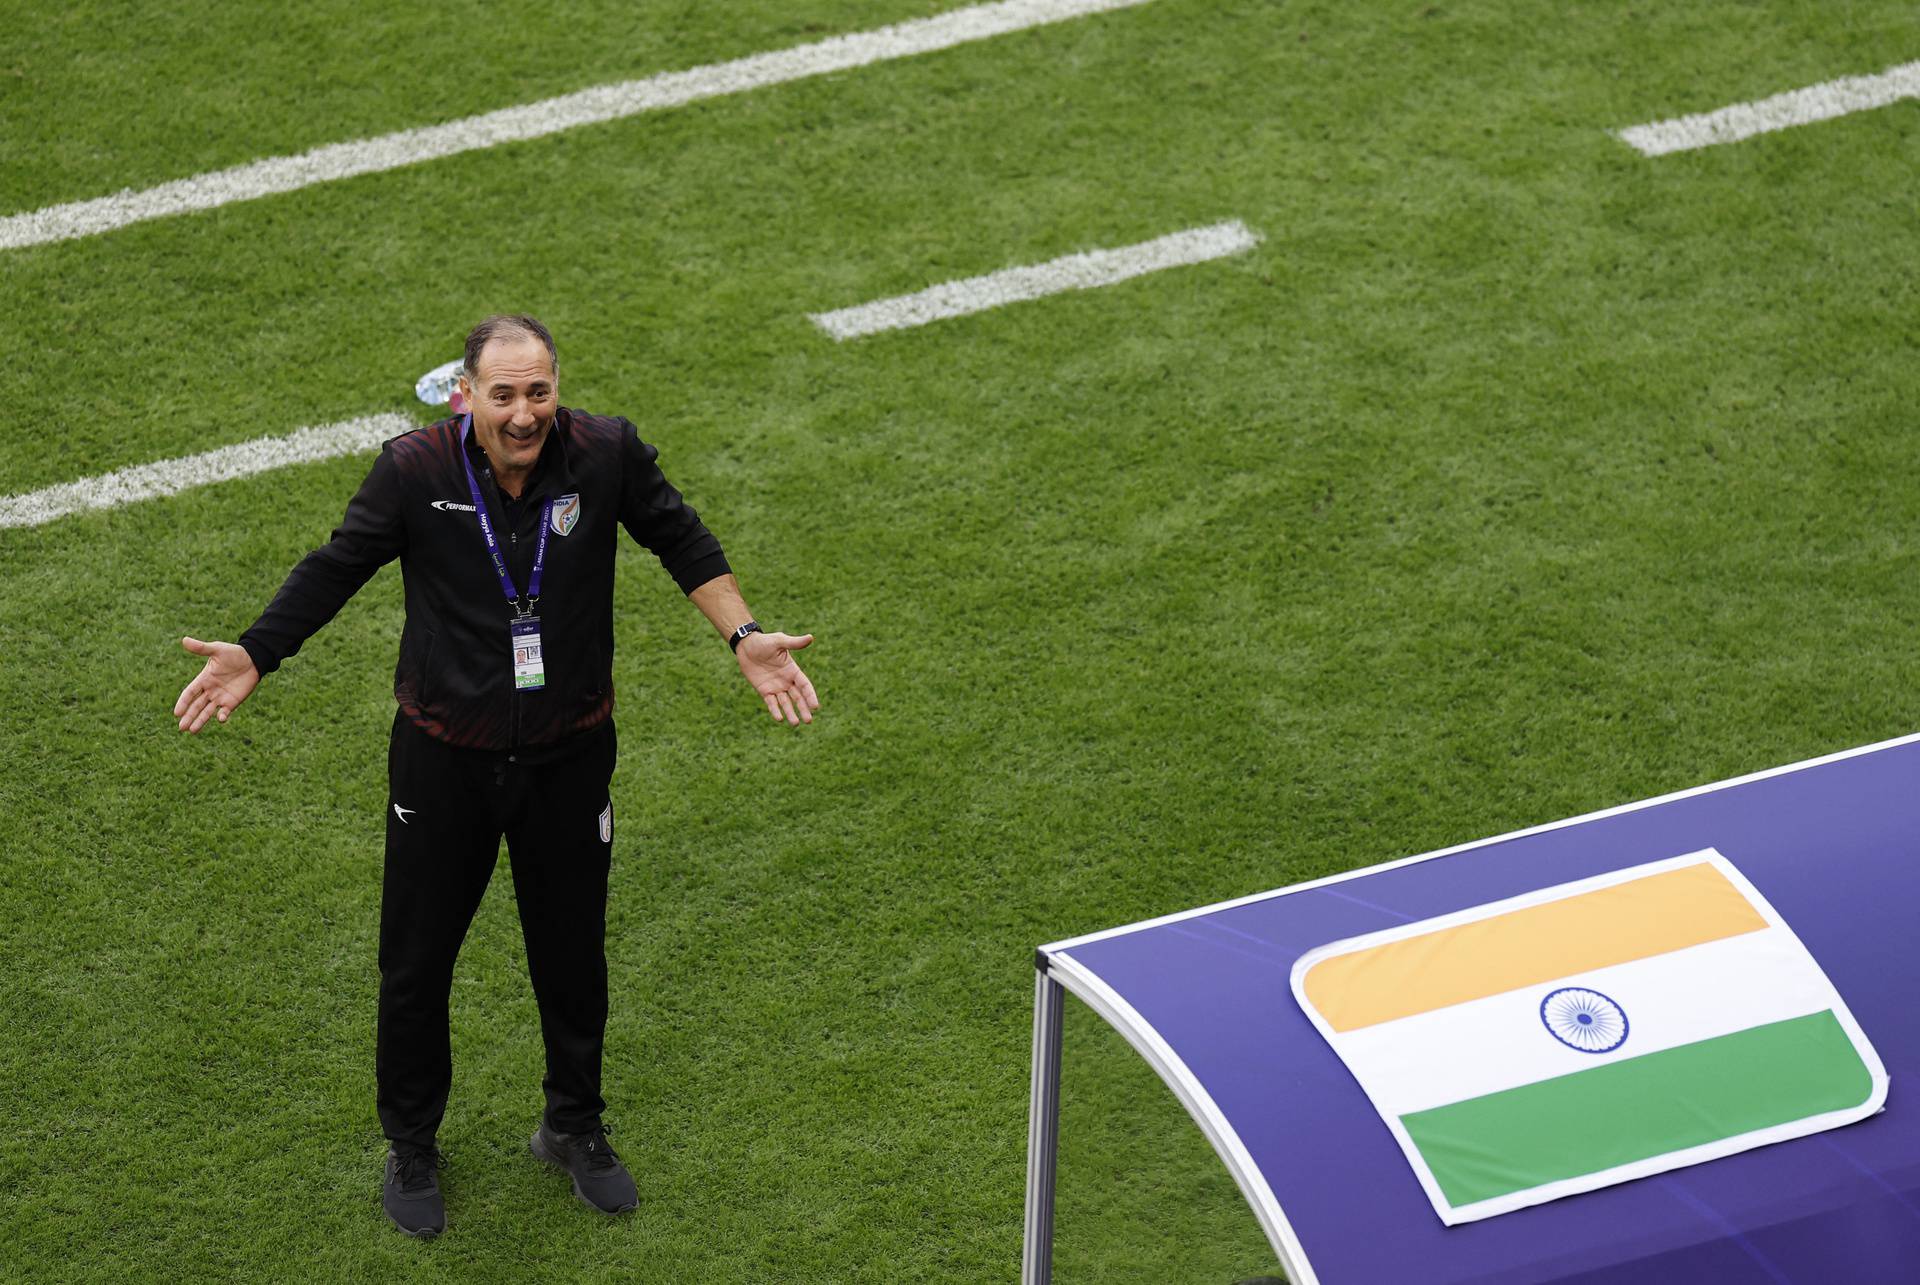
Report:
460,333,557,485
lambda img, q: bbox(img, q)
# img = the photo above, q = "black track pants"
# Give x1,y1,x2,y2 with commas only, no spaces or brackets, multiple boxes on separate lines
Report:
376,710,617,1149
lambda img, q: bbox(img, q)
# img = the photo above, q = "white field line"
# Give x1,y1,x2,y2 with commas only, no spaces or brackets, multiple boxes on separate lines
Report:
0,413,413,529
1618,59,1920,156
809,219,1261,339
0,0,1155,252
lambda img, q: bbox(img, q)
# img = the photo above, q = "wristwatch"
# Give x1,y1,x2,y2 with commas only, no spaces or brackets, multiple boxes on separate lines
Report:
728,620,762,652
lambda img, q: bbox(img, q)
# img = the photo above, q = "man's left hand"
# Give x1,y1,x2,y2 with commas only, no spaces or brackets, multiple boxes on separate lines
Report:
737,631,819,726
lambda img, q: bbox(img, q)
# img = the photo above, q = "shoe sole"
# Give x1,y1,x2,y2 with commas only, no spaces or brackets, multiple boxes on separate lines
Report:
387,1213,441,1241
529,1129,639,1215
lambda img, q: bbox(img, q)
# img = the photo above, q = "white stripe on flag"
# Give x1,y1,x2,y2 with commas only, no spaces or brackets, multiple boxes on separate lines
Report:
0,413,413,528
1330,927,1835,1116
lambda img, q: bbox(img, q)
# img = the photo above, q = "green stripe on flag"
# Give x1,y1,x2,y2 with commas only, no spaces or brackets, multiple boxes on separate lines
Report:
1401,1010,1873,1208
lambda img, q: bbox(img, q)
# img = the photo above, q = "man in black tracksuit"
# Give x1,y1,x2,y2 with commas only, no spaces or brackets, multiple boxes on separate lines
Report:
172,315,818,1238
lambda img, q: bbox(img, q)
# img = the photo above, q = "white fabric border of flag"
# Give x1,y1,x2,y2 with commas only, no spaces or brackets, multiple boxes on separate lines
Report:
1289,849,1890,1225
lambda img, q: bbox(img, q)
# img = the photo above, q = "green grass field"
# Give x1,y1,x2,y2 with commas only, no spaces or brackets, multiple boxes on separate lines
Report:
3,1,1918,1279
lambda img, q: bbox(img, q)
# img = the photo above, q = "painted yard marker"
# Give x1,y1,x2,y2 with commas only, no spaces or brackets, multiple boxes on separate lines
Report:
0,0,1156,252
1618,59,1920,156
0,413,414,529
809,219,1261,340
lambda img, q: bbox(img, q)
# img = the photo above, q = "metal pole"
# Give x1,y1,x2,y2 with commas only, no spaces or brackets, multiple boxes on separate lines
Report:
1023,959,1065,1285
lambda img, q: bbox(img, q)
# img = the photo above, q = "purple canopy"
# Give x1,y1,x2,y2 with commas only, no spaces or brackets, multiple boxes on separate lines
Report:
1025,734,1920,1284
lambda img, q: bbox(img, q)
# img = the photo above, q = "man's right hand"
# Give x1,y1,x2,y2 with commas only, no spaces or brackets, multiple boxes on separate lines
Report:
173,637,261,733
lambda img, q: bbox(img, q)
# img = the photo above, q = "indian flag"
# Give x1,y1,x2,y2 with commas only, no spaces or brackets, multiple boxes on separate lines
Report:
1290,849,1888,1224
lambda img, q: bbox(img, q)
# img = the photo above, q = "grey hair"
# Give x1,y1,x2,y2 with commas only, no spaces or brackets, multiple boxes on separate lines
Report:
462,314,558,382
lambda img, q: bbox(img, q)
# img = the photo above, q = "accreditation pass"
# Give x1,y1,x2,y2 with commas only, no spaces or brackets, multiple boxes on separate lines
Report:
511,616,545,690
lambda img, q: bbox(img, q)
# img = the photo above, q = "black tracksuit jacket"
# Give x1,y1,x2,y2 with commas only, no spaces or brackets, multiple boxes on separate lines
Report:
238,409,729,756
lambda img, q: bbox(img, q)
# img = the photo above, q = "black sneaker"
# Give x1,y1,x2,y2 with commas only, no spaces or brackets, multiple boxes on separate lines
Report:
530,1122,639,1214
383,1145,446,1239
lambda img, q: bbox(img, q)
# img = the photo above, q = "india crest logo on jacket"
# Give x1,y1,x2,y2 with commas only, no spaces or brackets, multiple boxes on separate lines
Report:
551,493,581,536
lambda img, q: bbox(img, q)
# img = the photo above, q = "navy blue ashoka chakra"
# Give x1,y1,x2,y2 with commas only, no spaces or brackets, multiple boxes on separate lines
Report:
1539,987,1629,1053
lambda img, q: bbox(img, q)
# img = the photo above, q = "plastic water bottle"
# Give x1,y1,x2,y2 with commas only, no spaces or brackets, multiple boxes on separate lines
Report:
414,358,465,410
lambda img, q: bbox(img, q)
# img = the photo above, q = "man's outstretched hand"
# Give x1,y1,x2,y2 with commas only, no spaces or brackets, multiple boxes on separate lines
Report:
173,637,260,733
737,631,819,726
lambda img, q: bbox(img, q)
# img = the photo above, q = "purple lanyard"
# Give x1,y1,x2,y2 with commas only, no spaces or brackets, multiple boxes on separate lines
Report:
460,415,552,615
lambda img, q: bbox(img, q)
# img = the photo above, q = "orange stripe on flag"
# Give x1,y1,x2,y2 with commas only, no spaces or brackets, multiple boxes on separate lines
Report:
1302,862,1768,1032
